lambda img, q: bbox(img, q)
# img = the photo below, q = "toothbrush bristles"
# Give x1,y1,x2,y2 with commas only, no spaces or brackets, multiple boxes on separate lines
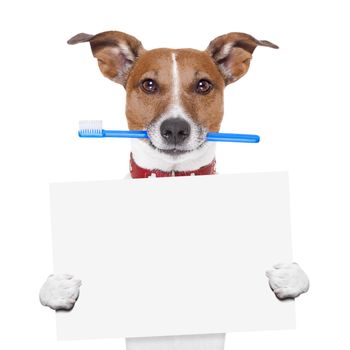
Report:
79,120,103,136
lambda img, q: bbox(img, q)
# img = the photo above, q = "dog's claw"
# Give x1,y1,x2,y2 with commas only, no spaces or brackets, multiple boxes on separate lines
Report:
266,262,309,300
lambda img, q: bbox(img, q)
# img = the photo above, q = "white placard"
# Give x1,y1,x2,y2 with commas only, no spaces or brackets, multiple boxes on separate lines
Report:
50,172,295,340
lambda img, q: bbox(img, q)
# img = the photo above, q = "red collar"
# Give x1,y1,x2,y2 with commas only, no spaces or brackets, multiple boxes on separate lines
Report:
129,153,216,179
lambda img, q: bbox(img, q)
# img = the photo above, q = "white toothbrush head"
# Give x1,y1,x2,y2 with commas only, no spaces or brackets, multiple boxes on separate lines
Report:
78,120,103,137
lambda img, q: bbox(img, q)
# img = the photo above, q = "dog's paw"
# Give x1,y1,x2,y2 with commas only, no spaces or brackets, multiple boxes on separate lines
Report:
39,274,82,311
265,262,309,300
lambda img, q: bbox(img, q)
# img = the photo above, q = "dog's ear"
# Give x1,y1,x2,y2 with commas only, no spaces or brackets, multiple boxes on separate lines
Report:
206,32,278,85
68,31,145,85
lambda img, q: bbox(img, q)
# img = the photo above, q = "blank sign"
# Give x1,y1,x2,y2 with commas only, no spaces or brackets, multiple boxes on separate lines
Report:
50,172,295,340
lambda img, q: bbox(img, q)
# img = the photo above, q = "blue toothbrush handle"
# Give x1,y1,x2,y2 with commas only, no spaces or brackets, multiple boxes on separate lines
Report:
103,130,148,138
78,130,149,138
78,129,259,143
206,132,260,143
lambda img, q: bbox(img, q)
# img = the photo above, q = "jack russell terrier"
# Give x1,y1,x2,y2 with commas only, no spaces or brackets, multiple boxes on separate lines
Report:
40,31,309,350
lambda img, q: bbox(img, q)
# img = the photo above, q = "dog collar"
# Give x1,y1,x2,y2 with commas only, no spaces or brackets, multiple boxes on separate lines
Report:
129,153,216,178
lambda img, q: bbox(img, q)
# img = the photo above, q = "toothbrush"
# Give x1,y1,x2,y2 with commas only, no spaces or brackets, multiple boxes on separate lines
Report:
78,120,260,143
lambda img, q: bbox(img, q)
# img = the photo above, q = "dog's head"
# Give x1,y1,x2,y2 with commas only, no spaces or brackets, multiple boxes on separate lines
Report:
68,31,277,160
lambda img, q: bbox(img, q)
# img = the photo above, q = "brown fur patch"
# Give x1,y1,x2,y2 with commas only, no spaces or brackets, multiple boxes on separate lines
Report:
175,49,225,132
206,32,278,84
125,48,225,132
125,49,173,130
68,31,145,85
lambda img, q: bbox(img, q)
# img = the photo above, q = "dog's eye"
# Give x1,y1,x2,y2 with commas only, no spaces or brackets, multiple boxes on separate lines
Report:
141,79,158,93
196,79,213,95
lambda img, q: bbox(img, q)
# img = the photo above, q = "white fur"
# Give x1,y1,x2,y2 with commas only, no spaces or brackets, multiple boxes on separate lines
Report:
39,274,81,310
110,45,135,83
118,42,136,61
172,52,180,105
218,43,232,60
131,139,216,172
266,262,309,299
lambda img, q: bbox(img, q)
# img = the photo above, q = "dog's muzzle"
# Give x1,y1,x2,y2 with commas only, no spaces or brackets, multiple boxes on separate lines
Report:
147,114,207,155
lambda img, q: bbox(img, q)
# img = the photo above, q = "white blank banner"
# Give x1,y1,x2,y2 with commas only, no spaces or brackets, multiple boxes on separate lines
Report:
50,172,295,340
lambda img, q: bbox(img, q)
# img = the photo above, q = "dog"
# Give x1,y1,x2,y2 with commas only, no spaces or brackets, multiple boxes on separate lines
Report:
40,31,309,350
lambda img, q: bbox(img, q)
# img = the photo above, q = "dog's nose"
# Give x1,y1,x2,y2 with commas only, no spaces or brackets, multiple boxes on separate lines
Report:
160,118,190,145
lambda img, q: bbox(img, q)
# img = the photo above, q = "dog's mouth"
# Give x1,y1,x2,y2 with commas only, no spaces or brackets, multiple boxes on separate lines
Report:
158,148,191,155
147,138,207,156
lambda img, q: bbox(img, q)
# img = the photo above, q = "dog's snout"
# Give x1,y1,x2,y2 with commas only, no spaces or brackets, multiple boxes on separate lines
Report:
160,118,190,145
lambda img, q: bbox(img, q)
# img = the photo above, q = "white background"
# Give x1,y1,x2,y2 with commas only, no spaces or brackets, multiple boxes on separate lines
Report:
0,0,349,349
